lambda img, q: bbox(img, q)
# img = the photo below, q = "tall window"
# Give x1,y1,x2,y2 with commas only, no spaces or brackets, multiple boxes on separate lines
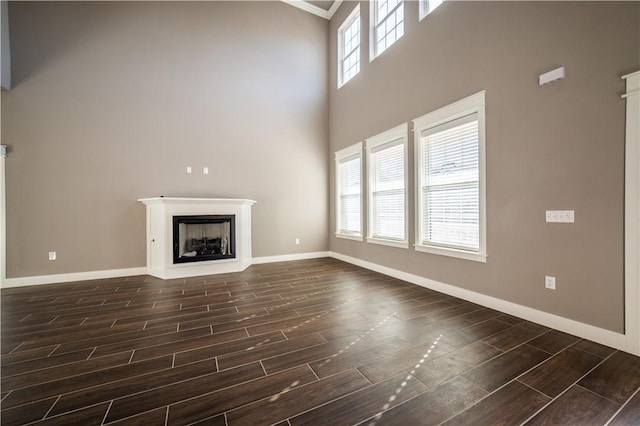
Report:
414,91,486,262
366,123,408,248
419,0,444,20
370,0,404,60
335,142,363,240
338,5,360,87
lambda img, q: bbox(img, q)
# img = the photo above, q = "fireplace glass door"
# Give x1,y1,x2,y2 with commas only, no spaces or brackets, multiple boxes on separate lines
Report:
173,215,236,264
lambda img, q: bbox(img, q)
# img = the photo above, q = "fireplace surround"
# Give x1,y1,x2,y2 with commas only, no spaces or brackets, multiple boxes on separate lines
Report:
138,197,256,279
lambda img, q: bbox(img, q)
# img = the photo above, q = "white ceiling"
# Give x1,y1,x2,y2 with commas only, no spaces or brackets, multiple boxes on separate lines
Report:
305,1,336,12
282,0,342,19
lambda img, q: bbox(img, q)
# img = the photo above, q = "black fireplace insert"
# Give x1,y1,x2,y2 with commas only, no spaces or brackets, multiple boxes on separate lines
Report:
172,215,236,264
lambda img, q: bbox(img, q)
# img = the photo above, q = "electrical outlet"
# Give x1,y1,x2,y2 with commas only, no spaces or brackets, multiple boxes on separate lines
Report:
186,166,192,174
545,275,556,290
203,167,209,175
49,251,57,261
546,210,575,223
295,238,300,245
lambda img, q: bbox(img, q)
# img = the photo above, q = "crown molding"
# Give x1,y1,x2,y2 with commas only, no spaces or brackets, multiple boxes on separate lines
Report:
281,0,343,20
326,0,342,19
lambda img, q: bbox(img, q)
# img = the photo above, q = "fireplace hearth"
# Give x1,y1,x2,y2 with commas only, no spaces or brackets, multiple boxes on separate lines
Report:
173,215,235,264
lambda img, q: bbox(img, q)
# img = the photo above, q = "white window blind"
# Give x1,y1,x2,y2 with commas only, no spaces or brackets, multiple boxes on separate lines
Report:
339,6,360,87
369,138,406,242
421,113,479,250
371,0,404,59
366,123,408,247
338,155,362,235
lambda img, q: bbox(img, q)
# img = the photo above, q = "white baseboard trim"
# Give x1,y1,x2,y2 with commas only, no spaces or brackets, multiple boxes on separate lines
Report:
0,252,333,289
330,251,628,352
251,251,330,265
3,252,629,353
2,267,148,289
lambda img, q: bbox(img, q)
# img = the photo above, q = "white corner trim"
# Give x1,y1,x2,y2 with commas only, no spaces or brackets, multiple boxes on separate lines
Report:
252,251,331,265
0,146,6,288
623,70,640,356
327,0,343,19
280,0,331,19
2,267,148,289
329,251,629,353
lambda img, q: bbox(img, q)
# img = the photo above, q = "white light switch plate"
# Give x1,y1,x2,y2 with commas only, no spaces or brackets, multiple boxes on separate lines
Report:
545,275,556,290
546,210,574,223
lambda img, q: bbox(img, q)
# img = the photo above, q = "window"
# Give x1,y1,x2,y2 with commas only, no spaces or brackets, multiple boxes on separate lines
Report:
338,5,361,87
370,0,404,60
419,0,444,20
366,123,408,248
413,91,486,262
335,142,363,240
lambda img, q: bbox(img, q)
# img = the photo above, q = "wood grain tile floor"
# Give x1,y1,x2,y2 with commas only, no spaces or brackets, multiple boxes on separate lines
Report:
2,258,639,425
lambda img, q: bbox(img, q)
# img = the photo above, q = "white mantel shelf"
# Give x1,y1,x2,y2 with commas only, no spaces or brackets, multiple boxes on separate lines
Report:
138,197,257,280
138,197,257,206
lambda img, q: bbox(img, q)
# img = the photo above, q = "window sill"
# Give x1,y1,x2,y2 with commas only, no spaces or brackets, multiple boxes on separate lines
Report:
415,244,487,263
336,233,364,242
366,237,409,249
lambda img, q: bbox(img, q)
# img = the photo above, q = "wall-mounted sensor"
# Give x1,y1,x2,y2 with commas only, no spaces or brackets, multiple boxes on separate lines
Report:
539,66,566,86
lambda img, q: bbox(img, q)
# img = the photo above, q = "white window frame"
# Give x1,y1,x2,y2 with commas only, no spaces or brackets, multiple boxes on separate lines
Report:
338,5,361,88
413,91,487,262
335,142,364,241
369,0,405,61
365,123,409,248
419,0,445,21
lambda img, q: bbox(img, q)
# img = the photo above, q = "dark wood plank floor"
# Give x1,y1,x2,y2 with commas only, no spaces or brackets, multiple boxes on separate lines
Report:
1,257,639,425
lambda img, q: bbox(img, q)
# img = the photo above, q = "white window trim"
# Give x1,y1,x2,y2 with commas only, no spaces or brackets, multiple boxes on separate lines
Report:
413,91,487,262
338,4,361,88
419,0,445,21
369,0,404,61
365,123,409,249
335,142,364,241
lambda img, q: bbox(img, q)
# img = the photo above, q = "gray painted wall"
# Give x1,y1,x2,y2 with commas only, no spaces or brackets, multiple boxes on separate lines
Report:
329,1,639,333
1,0,9,90
2,1,329,278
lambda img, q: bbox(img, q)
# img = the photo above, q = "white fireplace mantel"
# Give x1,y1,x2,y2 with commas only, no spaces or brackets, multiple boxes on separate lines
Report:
138,197,256,279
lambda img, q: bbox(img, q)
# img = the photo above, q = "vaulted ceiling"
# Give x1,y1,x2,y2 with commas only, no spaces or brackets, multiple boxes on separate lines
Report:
283,0,342,19
305,1,337,12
